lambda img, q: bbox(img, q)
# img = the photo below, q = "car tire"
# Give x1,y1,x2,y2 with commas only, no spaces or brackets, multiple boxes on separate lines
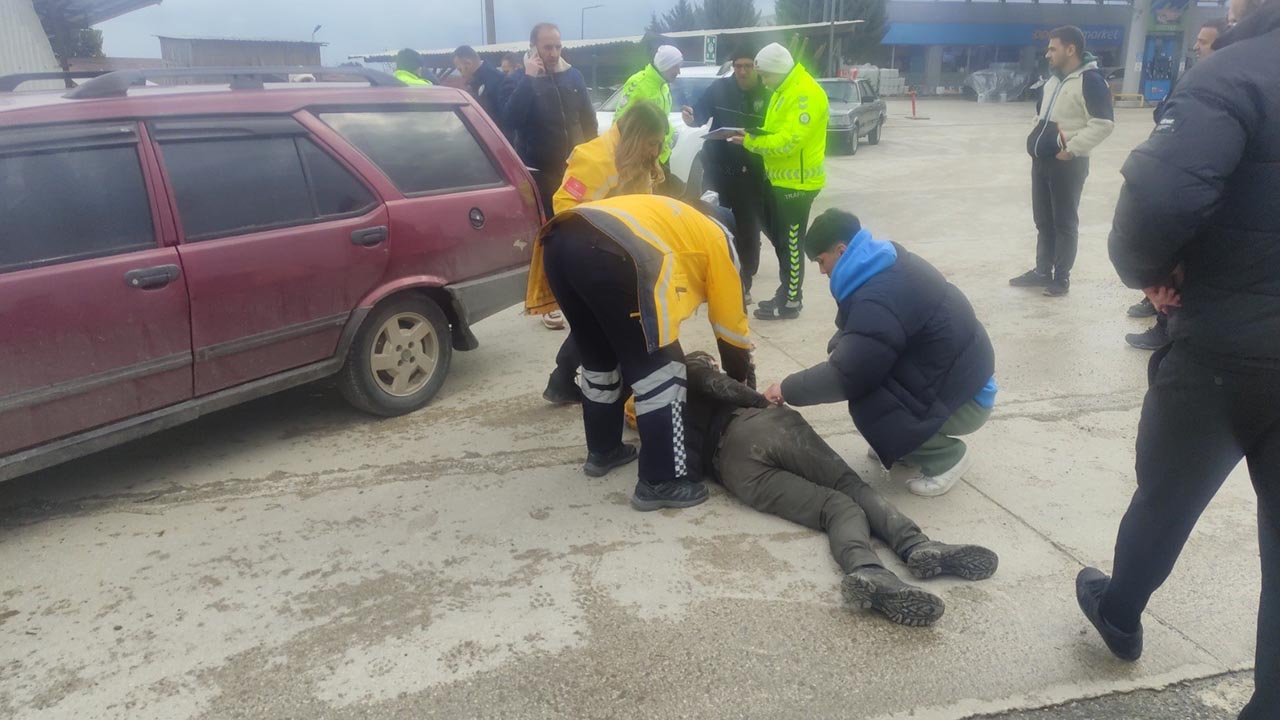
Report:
868,118,883,145
338,295,453,417
848,124,859,155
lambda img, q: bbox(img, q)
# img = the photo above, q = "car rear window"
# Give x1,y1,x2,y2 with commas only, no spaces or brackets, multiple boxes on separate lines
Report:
160,135,377,242
319,110,502,195
0,129,155,274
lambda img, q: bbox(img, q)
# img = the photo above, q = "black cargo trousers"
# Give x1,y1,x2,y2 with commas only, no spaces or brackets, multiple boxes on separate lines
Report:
541,217,690,486
713,406,929,572
1100,346,1280,719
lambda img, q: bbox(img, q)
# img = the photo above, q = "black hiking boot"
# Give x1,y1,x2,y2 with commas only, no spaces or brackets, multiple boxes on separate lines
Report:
907,541,1000,581
630,480,708,511
842,566,945,627
1009,269,1052,288
1127,297,1157,318
543,372,583,405
1125,323,1170,351
1076,567,1143,661
583,443,638,478
754,299,802,321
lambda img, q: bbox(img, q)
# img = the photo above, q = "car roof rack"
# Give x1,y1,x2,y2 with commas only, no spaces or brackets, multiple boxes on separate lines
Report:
61,66,405,100
0,71,111,93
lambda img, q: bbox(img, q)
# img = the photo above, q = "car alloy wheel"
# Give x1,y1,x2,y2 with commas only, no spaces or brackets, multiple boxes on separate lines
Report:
369,311,440,397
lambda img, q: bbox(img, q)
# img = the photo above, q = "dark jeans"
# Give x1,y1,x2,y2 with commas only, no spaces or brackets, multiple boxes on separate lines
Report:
767,187,820,304
542,218,689,486
1031,156,1089,279
711,170,768,293
714,406,928,572
1100,346,1280,719
533,167,564,220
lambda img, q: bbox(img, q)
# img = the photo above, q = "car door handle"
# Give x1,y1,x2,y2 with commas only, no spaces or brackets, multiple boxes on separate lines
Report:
124,264,180,290
351,226,388,247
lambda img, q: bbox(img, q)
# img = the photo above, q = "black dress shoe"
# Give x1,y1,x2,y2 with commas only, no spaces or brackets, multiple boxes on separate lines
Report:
1043,277,1070,297
1076,567,1143,661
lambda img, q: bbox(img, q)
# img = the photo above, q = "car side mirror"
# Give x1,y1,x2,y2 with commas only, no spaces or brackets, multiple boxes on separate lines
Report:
861,95,876,104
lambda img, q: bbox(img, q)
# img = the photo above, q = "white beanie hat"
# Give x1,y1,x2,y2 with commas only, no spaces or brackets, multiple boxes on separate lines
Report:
653,45,683,73
755,42,795,75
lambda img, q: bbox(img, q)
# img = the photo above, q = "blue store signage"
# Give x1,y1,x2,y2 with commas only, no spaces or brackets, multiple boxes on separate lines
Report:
884,23,1126,47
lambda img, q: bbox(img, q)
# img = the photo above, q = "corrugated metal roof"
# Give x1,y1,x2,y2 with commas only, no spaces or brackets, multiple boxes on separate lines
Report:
80,0,162,24
351,20,863,62
0,0,62,83
157,35,327,45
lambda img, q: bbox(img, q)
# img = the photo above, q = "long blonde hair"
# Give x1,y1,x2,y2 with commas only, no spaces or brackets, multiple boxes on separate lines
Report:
614,100,668,195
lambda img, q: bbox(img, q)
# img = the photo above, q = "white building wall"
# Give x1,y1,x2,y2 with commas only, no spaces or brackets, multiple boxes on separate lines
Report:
0,0,61,84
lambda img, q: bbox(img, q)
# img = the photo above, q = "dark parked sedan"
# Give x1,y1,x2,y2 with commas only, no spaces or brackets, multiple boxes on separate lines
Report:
819,78,887,155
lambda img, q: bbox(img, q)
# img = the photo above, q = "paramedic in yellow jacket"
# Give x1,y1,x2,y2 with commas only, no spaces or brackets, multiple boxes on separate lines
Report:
542,101,671,405
527,195,752,511
728,42,828,322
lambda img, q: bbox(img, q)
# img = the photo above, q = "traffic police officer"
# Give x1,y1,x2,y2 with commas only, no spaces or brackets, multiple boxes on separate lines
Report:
729,42,828,321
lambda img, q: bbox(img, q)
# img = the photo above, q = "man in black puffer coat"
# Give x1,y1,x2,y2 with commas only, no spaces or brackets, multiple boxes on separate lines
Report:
1076,1,1280,716
763,210,997,499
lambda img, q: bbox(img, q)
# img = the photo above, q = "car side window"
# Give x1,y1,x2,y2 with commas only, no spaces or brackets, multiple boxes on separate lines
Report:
160,134,377,242
319,110,502,196
0,125,155,274
859,80,877,100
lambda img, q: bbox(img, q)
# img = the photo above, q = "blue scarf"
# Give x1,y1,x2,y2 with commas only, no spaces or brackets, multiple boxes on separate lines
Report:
829,228,898,302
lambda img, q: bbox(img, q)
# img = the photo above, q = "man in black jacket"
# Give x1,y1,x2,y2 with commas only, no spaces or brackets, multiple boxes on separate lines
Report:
1076,1,1280,716
453,45,508,129
681,46,772,297
501,22,598,218
764,210,997,499
683,352,998,627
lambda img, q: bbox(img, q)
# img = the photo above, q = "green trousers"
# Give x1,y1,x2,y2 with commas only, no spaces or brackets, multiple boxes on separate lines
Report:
901,400,992,477
768,187,820,304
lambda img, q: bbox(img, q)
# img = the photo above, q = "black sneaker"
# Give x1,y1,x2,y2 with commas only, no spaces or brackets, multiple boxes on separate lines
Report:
1076,567,1143,661
754,300,802,321
1009,269,1052,287
583,443,638,478
630,480,708,511
1125,323,1170,351
842,566,945,627
543,372,583,405
907,541,999,581
1043,277,1070,297
1127,297,1157,318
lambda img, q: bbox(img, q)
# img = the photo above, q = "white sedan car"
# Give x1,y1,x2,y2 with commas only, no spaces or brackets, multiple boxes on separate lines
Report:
595,65,729,196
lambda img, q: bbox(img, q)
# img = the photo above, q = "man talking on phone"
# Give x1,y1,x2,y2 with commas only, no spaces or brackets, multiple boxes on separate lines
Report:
502,21,598,332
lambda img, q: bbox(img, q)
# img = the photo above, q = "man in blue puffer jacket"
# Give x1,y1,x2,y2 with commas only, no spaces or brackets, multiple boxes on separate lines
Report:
763,209,997,497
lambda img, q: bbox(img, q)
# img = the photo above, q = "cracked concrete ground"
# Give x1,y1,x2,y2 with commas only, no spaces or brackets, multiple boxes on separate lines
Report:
0,99,1260,719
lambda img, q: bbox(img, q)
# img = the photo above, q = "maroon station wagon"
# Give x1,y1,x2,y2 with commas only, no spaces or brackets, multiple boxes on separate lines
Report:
0,67,543,482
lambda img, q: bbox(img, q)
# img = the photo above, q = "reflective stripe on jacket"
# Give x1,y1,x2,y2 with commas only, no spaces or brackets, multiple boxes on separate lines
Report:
526,195,750,353
743,64,828,191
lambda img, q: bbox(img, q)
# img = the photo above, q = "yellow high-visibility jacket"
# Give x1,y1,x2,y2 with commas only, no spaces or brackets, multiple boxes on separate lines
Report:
743,63,828,191
526,195,750,354
553,126,624,214
393,69,432,86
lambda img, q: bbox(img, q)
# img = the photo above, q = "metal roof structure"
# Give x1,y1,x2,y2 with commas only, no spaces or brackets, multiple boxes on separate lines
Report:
80,0,162,24
155,35,328,46
351,21,863,63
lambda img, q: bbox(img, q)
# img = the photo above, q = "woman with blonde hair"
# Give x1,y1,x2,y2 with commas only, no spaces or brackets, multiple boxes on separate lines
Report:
542,100,672,404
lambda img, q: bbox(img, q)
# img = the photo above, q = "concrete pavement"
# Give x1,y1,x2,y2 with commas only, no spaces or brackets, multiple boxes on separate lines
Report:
0,99,1260,719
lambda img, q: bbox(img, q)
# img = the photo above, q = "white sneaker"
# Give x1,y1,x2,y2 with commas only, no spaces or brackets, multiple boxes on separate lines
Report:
542,311,567,330
905,448,973,497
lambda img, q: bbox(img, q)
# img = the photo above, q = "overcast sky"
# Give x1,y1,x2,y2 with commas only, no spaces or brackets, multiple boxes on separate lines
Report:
96,0,778,63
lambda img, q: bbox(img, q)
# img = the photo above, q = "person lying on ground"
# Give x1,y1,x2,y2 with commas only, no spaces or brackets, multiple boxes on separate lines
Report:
685,351,999,627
